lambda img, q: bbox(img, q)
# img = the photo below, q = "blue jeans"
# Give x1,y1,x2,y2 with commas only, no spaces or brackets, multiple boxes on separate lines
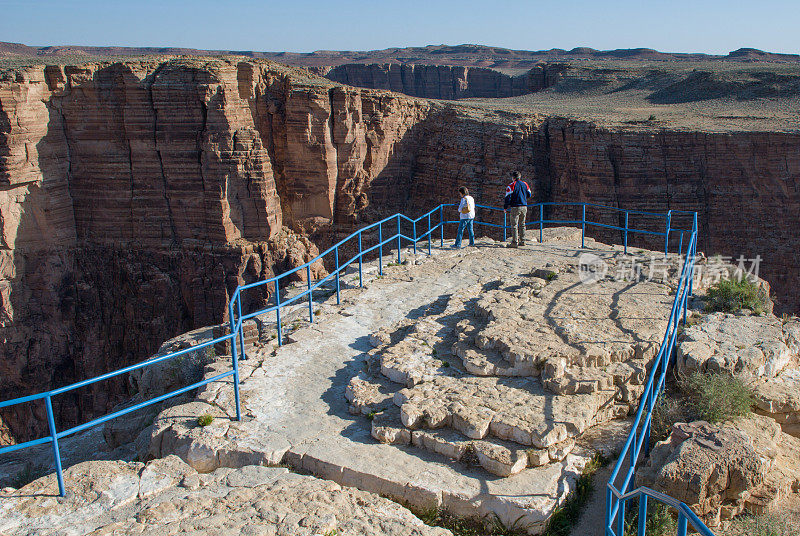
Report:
455,218,475,247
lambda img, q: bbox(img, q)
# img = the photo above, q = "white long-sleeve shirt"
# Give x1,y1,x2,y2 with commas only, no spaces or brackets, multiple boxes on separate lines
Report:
458,195,475,220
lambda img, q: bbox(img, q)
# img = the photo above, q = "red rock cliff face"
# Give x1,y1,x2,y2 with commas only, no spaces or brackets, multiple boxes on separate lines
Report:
0,59,428,442
365,110,800,313
540,120,800,311
319,63,565,100
2,58,799,444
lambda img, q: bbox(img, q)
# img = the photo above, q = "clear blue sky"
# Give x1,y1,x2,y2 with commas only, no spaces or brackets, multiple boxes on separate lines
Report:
1,0,798,55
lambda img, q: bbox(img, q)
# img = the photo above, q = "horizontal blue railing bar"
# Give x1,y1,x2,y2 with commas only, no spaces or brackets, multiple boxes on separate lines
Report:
2,198,712,536
0,436,54,455
57,370,235,439
0,333,234,409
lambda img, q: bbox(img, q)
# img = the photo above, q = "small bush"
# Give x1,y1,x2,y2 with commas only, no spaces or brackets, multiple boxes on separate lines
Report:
727,512,796,536
705,277,768,314
624,501,677,536
650,396,693,446
682,372,753,423
197,414,214,427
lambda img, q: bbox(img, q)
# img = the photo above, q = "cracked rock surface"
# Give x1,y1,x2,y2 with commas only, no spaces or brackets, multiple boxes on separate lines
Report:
0,230,690,534
141,230,671,532
0,456,450,536
347,244,676,480
642,415,800,529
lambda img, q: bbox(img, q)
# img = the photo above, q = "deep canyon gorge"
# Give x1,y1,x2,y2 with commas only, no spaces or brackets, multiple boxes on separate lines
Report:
1,56,799,444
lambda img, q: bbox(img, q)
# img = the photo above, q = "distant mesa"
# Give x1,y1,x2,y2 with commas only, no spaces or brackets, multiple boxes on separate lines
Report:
567,47,597,54
3,41,799,67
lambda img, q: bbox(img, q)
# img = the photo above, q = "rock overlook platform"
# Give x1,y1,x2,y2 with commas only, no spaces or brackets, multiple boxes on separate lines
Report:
2,229,695,535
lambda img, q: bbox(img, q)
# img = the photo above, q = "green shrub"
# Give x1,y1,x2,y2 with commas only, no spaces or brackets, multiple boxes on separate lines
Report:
705,278,768,314
197,414,214,427
624,501,677,536
650,396,693,446
727,512,796,536
682,372,753,423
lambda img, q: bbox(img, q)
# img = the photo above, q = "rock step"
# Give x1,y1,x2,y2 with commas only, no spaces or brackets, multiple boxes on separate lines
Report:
370,407,575,477
540,358,649,397
451,340,535,377
378,337,458,387
345,372,396,416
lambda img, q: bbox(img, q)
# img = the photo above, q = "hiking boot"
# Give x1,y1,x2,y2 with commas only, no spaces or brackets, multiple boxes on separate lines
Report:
506,242,518,248
519,241,526,246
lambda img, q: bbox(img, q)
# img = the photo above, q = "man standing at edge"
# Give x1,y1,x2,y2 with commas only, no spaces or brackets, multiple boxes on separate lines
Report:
453,186,476,248
503,171,532,248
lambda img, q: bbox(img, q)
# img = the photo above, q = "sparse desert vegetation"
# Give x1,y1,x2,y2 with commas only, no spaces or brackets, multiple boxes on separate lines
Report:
704,277,770,314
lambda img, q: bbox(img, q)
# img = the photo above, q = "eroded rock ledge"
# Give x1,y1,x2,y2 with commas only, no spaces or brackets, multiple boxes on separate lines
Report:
0,456,450,536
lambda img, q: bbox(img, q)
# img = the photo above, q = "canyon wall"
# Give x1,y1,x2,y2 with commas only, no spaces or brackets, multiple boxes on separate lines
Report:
319,63,566,100
382,113,800,313
2,58,799,444
0,59,426,442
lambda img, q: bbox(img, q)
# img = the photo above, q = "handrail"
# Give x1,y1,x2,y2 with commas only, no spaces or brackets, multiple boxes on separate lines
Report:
605,227,704,536
0,198,713,536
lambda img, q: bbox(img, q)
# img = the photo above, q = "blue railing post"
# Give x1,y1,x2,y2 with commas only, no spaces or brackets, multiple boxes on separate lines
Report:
677,512,688,536
45,395,65,497
688,236,696,297
378,223,383,276
665,210,672,257
644,390,653,456
605,487,614,536
427,213,432,255
413,220,417,254
581,204,586,248
334,246,341,305
307,265,314,322
637,495,648,536
503,210,507,243
439,204,444,247
624,211,629,255
617,498,626,536
275,283,283,346
539,204,544,243
227,298,242,421
397,214,402,264
358,231,363,288
237,295,245,362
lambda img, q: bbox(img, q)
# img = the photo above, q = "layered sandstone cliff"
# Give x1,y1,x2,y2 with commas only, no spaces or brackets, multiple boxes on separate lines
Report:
318,63,566,100
0,59,429,442
2,57,799,444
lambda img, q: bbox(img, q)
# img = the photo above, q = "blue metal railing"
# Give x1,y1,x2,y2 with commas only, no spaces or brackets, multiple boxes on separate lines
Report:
0,200,712,536
605,220,705,536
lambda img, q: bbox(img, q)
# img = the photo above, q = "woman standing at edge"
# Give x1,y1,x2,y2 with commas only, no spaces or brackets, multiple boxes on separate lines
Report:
453,186,476,248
